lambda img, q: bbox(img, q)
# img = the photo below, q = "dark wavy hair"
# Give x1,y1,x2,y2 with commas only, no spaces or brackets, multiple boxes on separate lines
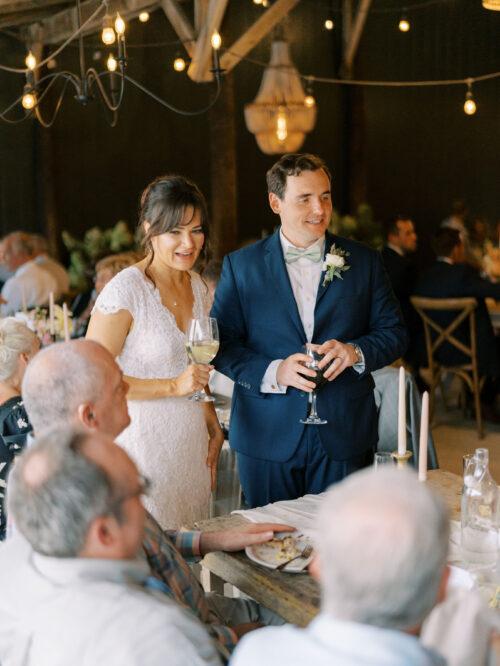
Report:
139,175,210,285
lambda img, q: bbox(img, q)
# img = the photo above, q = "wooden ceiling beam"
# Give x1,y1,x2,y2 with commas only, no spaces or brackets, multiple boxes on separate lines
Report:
194,0,207,33
187,0,228,83
0,4,69,29
159,0,194,57
0,0,69,14
342,0,371,75
219,0,300,75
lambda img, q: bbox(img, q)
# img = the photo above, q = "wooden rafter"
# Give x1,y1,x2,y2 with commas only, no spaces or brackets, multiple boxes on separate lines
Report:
342,0,371,75
160,0,194,58
194,0,207,33
219,0,300,75
187,0,228,83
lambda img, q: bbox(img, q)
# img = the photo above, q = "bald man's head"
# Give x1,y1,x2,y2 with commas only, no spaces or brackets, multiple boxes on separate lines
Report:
22,340,130,438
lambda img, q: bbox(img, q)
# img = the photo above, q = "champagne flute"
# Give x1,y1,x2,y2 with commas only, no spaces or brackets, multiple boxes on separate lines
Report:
299,345,328,425
185,317,219,402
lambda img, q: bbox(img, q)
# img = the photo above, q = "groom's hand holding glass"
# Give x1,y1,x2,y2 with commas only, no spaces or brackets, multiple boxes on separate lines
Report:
276,353,318,391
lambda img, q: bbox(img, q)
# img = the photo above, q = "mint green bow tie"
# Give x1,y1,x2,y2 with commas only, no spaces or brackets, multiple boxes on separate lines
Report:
284,246,323,264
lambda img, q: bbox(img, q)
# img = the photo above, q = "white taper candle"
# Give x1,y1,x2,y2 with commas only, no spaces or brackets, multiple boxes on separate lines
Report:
62,303,70,342
398,366,407,455
418,391,429,481
49,292,55,336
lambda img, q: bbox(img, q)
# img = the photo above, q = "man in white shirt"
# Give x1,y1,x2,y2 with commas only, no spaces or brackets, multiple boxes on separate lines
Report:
0,231,57,315
30,233,70,296
0,428,222,666
231,468,449,666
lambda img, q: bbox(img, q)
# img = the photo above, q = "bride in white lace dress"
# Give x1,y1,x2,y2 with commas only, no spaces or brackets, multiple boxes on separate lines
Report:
87,176,224,529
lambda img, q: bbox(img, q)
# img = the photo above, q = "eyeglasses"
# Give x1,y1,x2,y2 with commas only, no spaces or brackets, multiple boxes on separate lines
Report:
107,474,152,516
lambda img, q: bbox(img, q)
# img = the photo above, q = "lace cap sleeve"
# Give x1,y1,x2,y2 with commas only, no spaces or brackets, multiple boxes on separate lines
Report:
92,267,139,318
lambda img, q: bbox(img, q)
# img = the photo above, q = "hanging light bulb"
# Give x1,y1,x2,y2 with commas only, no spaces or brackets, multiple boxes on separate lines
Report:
398,16,410,32
47,58,57,70
173,56,186,72
107,53,118,72
304,94,316,108
482,0,500,9
253,0,262,4
211,31,222,50
101,15,115,45
463,82,477,115
21,86,36,110
115,13,126,36
25,51,37,71
276,107,288,142
262,0,269,6
138,11,150,22
324,18,334,30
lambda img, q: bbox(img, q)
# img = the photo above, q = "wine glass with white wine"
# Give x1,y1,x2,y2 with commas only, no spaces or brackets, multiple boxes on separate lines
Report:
185,317,219,402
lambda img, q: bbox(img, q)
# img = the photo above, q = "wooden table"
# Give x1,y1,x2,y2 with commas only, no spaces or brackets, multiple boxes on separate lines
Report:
196,469,462,627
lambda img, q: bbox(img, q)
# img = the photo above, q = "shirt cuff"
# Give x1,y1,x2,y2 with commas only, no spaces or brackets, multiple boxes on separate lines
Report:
350,345,366,374
260,359,287,393
169,529,202,558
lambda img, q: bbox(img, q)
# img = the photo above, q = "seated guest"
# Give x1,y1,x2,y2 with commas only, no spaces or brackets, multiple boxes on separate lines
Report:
381,215,420,367
415,228,500,414
0,318,39,539
20,340,289,656
0,428,222,666
30,233,70,296
232,468,449,666
0,232,57,315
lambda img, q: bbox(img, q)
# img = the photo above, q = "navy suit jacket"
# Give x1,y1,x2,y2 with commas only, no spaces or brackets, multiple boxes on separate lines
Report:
211,231,408,463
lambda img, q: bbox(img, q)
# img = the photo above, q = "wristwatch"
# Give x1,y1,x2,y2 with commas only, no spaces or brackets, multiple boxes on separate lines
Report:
351,343,363,364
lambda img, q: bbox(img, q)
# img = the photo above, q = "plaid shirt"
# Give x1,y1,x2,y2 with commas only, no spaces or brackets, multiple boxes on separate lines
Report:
141,513,237,657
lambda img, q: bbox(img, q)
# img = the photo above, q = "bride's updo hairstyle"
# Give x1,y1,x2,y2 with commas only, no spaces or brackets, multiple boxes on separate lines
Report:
139,175,210,284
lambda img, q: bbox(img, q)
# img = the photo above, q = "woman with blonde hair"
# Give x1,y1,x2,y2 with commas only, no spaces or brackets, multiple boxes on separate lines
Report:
87,175,224,529
0,317,39,538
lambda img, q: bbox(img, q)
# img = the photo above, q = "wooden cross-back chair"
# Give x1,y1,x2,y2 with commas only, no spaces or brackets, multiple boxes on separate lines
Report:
410,296,484,438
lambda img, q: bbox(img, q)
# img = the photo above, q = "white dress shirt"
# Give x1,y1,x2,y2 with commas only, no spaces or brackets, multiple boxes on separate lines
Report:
231,614,446,666
260,230,363,393
0,259,58,316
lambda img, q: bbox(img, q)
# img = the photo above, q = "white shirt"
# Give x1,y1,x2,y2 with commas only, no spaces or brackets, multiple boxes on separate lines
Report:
386,242,405,257
0,535,222,666
0,259,58,316
34,254,70,296
260,231,363,393
231,614,446,666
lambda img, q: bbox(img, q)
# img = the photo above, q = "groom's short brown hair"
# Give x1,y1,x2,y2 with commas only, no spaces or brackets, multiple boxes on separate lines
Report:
266,153,331,200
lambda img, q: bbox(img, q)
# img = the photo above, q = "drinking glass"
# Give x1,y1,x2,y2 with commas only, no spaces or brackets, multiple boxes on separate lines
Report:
374,452,395,469
299,345,327,425
186,317,219,403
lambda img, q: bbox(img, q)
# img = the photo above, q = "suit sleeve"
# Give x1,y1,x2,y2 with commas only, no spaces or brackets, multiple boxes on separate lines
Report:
461,266,500,300
351,251,408,373
211,255,274,395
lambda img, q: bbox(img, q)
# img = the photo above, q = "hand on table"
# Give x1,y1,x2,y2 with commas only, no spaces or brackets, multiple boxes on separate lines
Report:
200,523,295,555
276,353,317,392
314,339,358,381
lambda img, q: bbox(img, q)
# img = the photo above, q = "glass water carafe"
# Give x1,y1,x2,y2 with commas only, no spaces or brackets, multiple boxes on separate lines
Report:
461,448,499,569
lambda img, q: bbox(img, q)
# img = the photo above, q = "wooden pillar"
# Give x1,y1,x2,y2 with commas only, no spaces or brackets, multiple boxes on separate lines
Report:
209,71,238,259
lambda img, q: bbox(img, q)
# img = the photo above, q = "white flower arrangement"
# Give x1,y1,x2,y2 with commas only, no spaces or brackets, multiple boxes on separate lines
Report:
322,243,351,286
14,305,73,346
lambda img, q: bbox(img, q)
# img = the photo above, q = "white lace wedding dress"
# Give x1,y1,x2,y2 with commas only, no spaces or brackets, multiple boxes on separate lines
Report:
93,266,211,529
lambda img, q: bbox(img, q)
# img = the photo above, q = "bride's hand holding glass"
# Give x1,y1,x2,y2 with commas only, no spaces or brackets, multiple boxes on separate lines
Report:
173,363,213,397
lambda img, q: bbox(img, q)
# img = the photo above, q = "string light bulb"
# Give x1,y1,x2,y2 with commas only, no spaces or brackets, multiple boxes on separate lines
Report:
304,94,316,108
25,51,37,71
276,107,288,142
115,13,126,36
107,53,118,72
398,16,410,32
21,87,36,110
324,18,334,30
463,81,477,115
173,56,186,72
138,11,150,22
211,31,222,50
101,15,115,45
253,0,262,4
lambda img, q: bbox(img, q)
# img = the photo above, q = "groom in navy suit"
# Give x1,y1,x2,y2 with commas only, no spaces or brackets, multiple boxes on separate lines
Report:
212,154,407,507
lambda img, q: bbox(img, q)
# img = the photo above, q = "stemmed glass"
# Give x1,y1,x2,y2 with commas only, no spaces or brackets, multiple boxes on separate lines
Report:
299,345,328,425
185,317,219,402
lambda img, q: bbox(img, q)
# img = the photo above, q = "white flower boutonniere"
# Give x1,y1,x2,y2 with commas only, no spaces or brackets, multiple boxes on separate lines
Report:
322,243,350,286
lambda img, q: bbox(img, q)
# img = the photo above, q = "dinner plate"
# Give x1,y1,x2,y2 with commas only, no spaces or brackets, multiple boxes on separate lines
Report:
245,533,313,573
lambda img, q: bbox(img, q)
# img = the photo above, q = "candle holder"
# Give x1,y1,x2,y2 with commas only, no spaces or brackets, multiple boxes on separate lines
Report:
391,450,413,468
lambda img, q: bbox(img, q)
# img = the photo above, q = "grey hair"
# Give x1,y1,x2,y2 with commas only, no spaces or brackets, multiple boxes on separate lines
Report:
316,468,449,630
7,429,116,556
22,341,107,433
0,317,37,382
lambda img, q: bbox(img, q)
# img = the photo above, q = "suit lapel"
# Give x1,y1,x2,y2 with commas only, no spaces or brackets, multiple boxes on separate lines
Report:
315,231,336,307
264,231,306,341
